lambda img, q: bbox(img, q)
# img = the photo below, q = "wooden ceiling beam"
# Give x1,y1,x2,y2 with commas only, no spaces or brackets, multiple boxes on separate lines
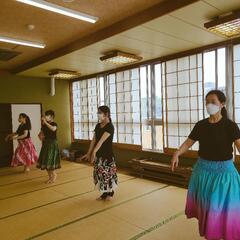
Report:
12,0,199,74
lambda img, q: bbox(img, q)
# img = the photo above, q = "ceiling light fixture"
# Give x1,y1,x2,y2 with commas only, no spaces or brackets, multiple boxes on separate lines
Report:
100,51,143,65
16,0,98,23
0,36,45,48
204,11,240,38
49,69,80,79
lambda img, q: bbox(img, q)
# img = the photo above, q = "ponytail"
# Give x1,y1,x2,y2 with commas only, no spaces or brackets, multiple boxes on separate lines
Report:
221,107,228,119
19,113,32,130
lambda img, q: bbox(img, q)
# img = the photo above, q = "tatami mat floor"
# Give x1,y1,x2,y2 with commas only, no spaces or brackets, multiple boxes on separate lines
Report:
0,161,202,240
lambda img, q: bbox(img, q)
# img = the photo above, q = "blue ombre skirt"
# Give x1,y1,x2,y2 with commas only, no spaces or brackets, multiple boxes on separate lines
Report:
185,158,240,240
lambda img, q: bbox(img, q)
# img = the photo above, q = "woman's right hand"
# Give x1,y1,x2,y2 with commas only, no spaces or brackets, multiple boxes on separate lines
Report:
171,152,179,172
5,135,10,142
80,152,91,162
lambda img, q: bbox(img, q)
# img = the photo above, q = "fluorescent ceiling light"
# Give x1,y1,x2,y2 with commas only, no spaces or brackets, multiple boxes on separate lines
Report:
49,69,80,79
16,0,98,23
204,11,240,38
100,51,143,65
0,36,45,48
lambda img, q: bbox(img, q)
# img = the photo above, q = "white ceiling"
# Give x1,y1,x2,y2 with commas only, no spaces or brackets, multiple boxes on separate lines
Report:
20,0,240,78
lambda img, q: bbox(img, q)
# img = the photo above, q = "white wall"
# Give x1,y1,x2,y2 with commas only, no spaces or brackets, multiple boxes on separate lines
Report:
11,104,42,154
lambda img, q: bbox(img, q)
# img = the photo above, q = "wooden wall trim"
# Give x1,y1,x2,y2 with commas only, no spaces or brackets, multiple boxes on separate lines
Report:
12,0,199,74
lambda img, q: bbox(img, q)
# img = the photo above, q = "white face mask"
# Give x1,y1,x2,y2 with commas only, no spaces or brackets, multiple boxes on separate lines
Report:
98,113,105,122
206,103,221,115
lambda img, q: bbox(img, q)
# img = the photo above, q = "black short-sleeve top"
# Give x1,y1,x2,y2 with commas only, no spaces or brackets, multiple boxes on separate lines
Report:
94,122,114,158
41,122,57,140
16,124,30,139
188,118,240,161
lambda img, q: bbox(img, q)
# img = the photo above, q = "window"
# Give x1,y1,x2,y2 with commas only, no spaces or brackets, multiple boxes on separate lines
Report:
72,80,89,140
154,63,163,151
203,48,226,95
106,73,118,142
203,48,226,117
106,69,141,144
72,77,104,140
162,54,203,151
71,44,230,157
233,44,240,154
140,65,152,149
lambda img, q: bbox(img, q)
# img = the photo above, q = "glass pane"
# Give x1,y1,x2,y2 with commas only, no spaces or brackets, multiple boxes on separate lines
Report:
190,55,197,69
155,64,162,119
142,125,152,149
168,136,178,148
178,84,189,97
166,73,177,86
204,51,216,95
217,48,226,90
178,70,189,84
234,76,240,92
155,125,163,151
234,44,240,61
166,59,177,73
178,56,189,71
234,61,240,77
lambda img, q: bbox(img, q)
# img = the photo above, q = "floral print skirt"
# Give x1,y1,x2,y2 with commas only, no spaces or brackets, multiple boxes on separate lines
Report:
93,156,118,193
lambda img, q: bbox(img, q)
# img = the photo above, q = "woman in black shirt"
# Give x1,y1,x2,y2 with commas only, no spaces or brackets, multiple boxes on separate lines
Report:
171,90,240,240
6,113,38,172
81,106,118,201
37,110,61,183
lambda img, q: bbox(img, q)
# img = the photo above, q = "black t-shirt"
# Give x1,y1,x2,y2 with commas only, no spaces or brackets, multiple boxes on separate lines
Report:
94,122,114,158
41,122,57,140
188,118,240,161
16,124,30,139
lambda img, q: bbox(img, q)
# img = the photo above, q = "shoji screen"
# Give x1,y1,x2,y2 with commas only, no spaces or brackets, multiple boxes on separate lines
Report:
72,80,89,140
116,69,141,145
88,78,99,139
233,44,240,155
106,73,118,142
162,54,203,152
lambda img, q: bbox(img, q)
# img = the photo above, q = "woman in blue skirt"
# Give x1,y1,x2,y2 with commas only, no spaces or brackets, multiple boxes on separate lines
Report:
171,90,240,240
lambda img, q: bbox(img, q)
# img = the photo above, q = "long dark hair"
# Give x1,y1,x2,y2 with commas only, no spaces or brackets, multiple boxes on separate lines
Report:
206,90,228,119
19,113,32,130
98,105,112,122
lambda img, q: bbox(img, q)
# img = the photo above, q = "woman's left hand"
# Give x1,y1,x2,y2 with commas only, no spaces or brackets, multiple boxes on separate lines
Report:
41,117,47,124
90,151,96,164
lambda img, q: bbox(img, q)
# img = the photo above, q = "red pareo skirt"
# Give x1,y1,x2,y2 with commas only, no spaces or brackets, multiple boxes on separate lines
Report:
11,138,38,167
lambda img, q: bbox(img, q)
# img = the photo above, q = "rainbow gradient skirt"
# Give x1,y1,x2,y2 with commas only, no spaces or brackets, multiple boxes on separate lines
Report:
185,158,240,240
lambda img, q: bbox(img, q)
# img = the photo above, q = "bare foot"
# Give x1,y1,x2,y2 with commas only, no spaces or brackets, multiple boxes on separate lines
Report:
45,179,52,184
105,196,113,201
50,173,57,183
23,166,30,172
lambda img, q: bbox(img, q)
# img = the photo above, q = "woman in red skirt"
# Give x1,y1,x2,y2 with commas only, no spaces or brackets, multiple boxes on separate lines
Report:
6,113,38,172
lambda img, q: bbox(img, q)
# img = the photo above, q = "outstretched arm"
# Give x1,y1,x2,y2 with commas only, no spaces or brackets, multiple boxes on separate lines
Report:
80,134,96,162
12,130,28,140
234,139,240,155
91,132,111,163
171,138,195,171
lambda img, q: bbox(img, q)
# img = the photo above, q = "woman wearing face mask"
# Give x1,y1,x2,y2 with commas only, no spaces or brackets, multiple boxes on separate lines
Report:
6,113,38,172
37,110,61,183
171,90,240,240
81,106,118,201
